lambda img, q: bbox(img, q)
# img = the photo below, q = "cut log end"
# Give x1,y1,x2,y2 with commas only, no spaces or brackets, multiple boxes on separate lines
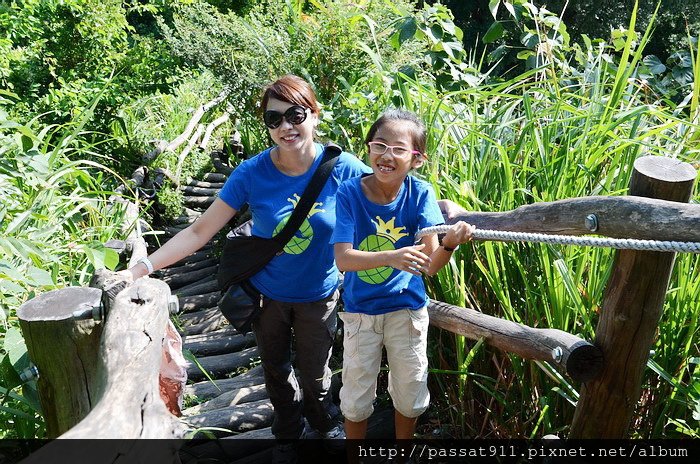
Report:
17,287,103,321
566,342,604,383
633,156,696,183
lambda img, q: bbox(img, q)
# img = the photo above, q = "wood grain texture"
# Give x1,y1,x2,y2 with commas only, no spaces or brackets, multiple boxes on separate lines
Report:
61,279,186,438
428,300,602,382
449,195,699,241
17,287,104,437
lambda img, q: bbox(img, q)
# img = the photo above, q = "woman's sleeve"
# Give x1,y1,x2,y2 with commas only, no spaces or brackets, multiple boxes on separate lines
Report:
218,161,250,210
330,183,356,244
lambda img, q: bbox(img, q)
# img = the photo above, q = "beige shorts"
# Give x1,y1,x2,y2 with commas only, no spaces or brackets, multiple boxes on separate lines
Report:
339,308,430,422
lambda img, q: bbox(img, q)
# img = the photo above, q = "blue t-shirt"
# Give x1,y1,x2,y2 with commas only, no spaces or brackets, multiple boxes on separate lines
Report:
218,142,371,302
331,175,444,315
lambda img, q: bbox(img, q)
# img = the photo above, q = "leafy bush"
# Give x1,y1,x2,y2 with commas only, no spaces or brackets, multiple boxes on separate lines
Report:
0,0,187,177
161,0,422,152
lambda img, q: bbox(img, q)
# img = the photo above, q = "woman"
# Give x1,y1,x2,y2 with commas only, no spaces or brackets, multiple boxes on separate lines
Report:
125,75,464,459
126,75,368,462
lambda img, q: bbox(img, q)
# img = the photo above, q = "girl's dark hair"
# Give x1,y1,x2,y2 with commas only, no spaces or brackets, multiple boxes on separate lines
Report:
364,109,427,155
261,74,321,115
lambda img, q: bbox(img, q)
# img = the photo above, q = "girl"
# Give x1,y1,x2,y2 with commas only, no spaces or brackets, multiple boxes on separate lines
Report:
331,109,475,440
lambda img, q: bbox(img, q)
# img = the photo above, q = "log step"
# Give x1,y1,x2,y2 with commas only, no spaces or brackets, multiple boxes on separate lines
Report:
184,196,216,208
183,383,267,416
157,258,218,279
184,332,256,357
179,291,221,313
187,180,225,189
183,326,238,342
164,266,219,291
175,276,219,297
181,186,221,196
202,173,228,183
180,307,222,326
186,347,260,381
185,365,264,400
184,398,274,434
182,313,228,336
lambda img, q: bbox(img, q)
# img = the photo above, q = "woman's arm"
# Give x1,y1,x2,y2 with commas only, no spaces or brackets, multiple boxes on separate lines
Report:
126,198,238,279
334,242,431,276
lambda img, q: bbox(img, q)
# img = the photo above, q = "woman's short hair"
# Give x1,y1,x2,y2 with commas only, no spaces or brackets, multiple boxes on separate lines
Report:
261,74,321,115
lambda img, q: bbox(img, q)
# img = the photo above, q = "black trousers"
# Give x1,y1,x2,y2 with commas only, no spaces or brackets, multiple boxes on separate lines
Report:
252,289,339,439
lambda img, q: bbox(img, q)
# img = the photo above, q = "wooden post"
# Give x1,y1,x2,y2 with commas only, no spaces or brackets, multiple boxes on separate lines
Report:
570,156,697,438
17,287,104,437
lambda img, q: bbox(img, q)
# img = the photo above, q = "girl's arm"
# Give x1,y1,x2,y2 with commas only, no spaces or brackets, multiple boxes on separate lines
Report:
424,221,475,276
334,242,431,276
126,198,238,279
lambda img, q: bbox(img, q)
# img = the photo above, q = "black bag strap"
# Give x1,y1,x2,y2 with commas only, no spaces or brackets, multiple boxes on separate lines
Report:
272,142,341,246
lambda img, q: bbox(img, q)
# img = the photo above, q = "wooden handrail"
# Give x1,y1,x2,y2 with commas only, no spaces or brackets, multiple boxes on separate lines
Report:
60,278,186,439
448,194,700,242
427,300,603,383
570,156,697,438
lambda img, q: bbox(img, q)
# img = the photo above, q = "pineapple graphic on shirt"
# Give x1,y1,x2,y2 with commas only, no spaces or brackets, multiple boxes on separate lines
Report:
273,193,325,254
357,216,409,284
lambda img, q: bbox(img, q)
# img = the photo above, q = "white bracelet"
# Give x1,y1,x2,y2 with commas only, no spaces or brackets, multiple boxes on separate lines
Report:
137,257,154,275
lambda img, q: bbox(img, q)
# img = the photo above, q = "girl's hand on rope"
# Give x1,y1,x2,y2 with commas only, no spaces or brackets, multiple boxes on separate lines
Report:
388,244,431,275
442,221,476,250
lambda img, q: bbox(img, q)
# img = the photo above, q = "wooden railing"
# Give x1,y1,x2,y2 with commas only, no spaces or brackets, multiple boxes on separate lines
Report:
446,155,698,438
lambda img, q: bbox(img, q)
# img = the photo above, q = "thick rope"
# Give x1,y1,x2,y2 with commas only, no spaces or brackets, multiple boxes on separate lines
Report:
416,225,700,254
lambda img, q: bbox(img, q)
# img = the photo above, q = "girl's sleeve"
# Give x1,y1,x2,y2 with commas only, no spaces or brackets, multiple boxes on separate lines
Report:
417,183,445,230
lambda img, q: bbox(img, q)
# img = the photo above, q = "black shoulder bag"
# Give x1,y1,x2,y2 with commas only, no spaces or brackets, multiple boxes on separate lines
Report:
217,143,341,334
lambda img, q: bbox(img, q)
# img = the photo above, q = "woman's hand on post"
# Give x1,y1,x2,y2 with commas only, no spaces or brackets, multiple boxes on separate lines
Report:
116,263,146,282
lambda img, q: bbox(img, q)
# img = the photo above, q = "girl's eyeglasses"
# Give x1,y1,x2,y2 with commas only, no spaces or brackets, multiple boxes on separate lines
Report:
263,105,308,129
368,141,421,158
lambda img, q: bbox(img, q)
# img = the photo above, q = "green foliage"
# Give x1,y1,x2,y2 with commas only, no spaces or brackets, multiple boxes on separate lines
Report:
541,0,700,62
114,71,224,218
389,3,484,91
440,0,699,104
0,0,186,177
161,0,421,152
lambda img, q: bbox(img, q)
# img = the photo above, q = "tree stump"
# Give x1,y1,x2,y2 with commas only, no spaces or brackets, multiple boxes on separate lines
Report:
61,278,187,438
17,287,104,437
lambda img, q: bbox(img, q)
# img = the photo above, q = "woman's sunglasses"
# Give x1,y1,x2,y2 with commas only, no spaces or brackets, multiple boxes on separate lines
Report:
263,105,308,129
